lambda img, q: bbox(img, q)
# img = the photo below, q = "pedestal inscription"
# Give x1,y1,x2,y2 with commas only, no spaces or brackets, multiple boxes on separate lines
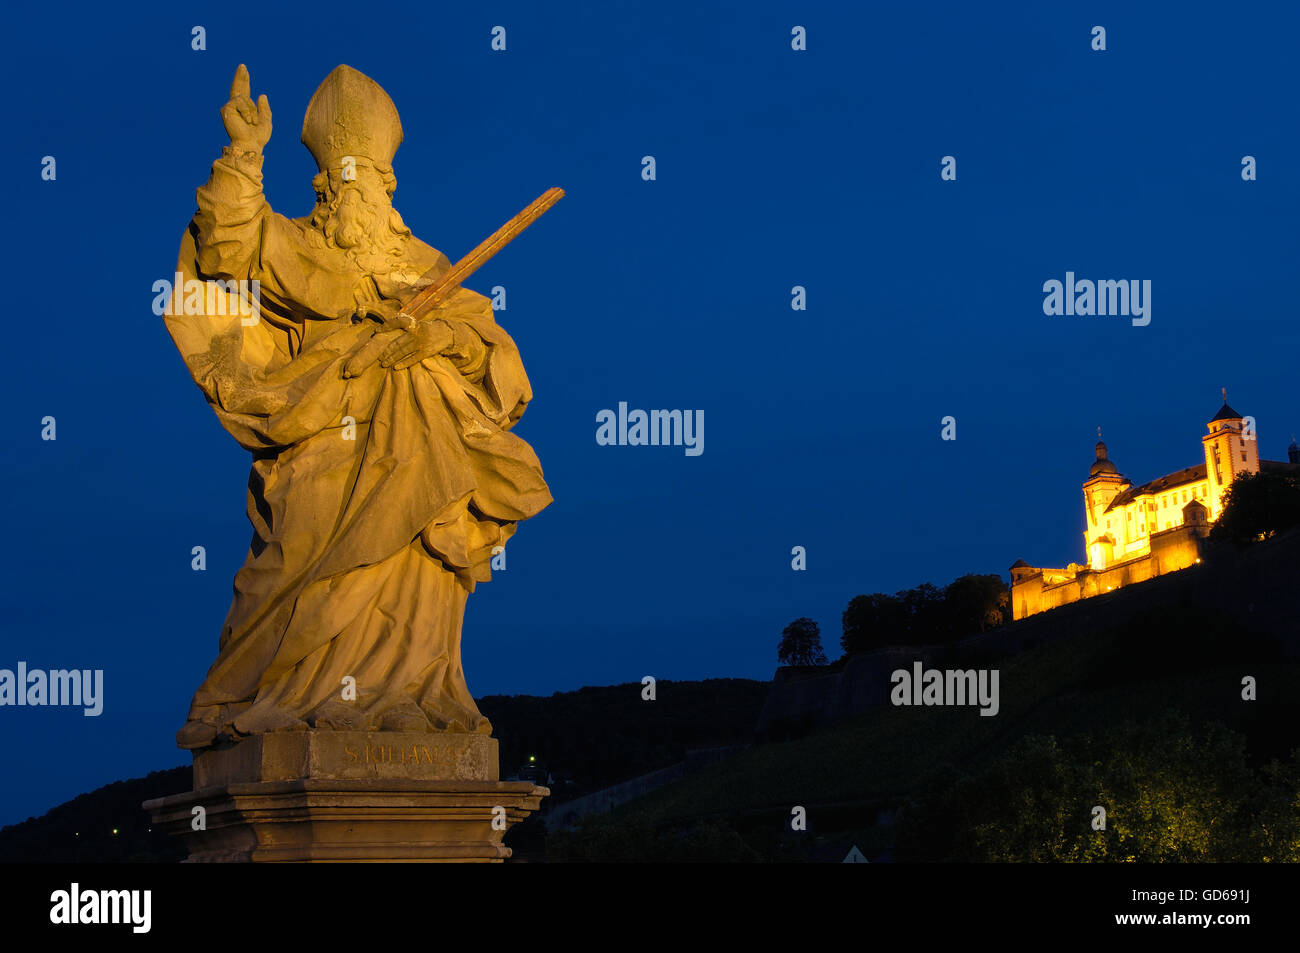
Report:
193,731,498,787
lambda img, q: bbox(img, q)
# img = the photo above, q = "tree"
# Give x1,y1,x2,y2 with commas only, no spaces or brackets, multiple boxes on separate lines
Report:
899,582,944,644
841,593,906,655
778,618,827,667
895,711,1300,862
941,574,1011,637
841,575,1011,656
1210,469,1300,546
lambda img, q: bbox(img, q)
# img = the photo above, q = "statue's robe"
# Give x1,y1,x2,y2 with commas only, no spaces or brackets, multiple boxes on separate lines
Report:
165,150,551,748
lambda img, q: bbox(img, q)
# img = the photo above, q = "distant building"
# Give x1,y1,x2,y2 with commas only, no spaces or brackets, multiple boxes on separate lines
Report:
1010,396,1300,620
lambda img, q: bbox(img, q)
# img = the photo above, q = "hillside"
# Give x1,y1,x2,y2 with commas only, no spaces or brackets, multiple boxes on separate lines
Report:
480,676,768,791
550,599,1299,861
0,768,192,862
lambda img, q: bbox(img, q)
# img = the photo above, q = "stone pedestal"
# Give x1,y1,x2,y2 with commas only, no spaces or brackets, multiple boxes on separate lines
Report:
143,731,548,862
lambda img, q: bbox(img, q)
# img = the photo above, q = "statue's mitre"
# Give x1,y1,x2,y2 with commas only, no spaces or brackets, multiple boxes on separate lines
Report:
301,64,403,171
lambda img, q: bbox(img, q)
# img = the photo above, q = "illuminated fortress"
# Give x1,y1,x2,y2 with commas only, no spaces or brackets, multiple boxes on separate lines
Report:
1010,396,1300,620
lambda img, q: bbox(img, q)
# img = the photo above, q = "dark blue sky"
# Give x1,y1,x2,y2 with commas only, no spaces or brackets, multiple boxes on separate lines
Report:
2,1,1297,825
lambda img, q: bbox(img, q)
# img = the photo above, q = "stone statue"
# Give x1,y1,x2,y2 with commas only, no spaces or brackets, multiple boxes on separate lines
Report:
165,64,552,750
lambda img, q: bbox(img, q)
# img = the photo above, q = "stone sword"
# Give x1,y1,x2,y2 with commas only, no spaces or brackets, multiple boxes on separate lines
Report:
393,186,565,327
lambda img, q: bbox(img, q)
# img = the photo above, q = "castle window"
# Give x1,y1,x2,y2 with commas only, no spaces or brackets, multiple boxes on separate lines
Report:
1241,452,1247,462
1182,490,1189,502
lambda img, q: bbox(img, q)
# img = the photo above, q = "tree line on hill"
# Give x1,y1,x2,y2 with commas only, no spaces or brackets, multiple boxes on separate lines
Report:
777,573,1010,667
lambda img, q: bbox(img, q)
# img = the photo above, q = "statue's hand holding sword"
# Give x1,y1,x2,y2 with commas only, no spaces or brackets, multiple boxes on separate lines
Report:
342,187,564,378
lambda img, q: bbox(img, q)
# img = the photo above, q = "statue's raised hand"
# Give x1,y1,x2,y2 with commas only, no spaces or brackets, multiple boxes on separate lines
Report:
221,64,272,153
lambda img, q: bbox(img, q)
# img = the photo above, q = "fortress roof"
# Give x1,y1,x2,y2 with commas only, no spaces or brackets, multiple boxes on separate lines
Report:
1210,402,1242,422
1104,463,1207,512
1088,439,1119,477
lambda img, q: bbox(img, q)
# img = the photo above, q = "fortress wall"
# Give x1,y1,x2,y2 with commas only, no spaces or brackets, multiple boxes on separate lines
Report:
1149,525,1206,575
1014,525,1209,618
1034,577,1083,614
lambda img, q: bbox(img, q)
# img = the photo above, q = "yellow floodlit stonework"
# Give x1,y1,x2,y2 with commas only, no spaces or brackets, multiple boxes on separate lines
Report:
1010,399,1300,620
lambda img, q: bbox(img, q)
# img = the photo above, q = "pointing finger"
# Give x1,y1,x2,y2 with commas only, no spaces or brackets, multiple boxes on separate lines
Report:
230,64,250,101
256,93,271,122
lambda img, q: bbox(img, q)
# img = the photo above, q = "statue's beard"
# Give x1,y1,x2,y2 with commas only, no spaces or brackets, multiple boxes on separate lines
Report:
310,184,411,274
333,196,371,249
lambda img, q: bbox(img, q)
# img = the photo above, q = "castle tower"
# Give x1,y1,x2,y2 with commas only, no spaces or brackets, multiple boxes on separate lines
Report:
1202,391,1260,520
1082,434,1128,570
